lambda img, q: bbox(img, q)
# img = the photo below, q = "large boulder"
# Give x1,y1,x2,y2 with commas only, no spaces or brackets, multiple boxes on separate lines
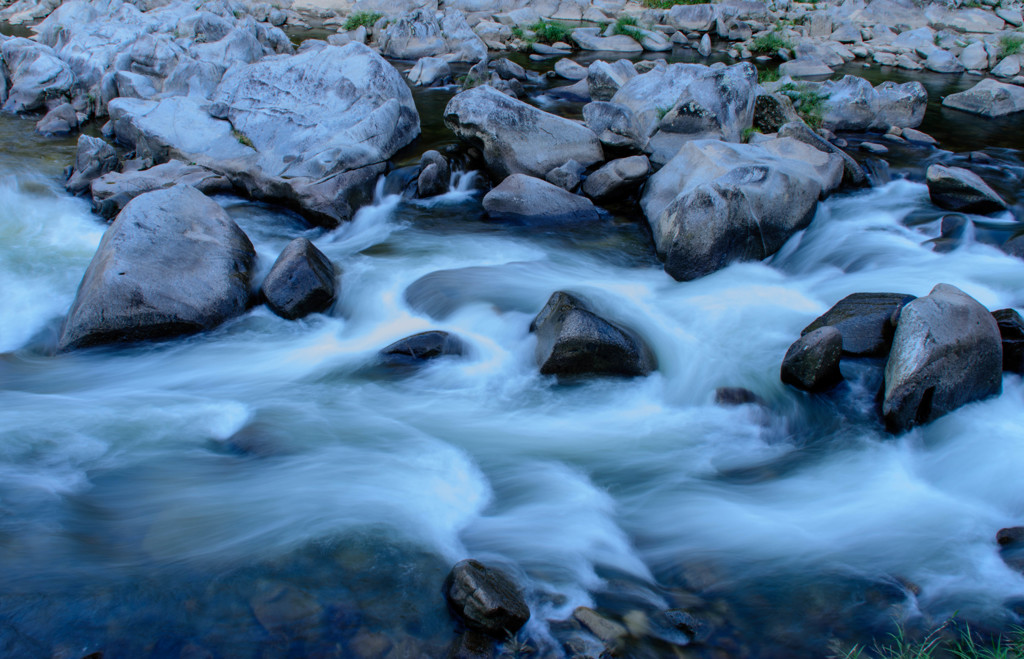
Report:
530,291,656,377
777,122,866,186
784,76,927,131
483,174,600,225
666,3,716,31
378,8,486,62
65,134,118,196
781,326,843,392
260,238,337,320
587,59,637,102
582,101,646,150
882,284,1002,432
57,185,256,351
941,78,1024,117
801,292,915,357
444,560,530,638
108,42,419,226
90,160,232,219
444,85,603,179
571,27,643,53
640,138,843,281
926,164,1008,214
2,37,77,113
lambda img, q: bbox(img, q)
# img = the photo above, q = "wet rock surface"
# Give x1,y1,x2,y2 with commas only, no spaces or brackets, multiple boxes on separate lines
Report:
802,292,915,357
444,559,530,638
260,238,336,320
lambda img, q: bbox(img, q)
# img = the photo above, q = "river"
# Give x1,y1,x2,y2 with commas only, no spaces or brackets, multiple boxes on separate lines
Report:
1,50,1024,658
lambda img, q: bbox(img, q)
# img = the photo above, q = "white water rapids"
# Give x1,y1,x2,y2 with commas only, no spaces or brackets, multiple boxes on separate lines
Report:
2,118,1024,656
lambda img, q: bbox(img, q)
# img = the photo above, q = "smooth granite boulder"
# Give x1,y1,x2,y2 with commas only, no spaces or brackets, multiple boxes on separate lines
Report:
260,238,336,320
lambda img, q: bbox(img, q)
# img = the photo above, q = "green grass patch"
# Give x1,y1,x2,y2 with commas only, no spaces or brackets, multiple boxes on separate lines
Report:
232,129,254,149
529,20,572,44
778,82,826,129
999,34,1024,58
751,31,793,54
343,11,382,31
613,15,645,41
830,619,1024,659
640,0,706,9
758,67,781,83
741,126,761,141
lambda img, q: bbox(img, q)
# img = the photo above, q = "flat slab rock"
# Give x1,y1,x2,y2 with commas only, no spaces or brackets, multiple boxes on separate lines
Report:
942,78,1024,117
530,291,656,378
483,174,599,225
802,292,916,357
90,160,232,219
926,164,1007,214
58,185,255,351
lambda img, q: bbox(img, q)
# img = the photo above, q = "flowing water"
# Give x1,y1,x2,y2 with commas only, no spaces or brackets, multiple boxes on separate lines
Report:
2,54,1024,659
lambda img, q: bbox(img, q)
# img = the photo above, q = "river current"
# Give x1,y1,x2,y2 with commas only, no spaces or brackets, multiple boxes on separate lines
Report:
2,65,1024,657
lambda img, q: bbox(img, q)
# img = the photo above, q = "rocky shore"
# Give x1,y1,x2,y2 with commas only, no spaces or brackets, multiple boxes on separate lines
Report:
2,0,1023,653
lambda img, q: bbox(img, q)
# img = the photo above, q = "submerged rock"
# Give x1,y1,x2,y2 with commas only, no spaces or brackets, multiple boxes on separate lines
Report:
260,238,336,320
58,185,255,351
926,164,1007,214
530,291,656,378
802,292,916,357
90,160,231,219
378,331,465,366
883,284,1002,433
444,559,530,638
444,85,603,179
781,326,844,392
483,174,599,225
640,138,843,281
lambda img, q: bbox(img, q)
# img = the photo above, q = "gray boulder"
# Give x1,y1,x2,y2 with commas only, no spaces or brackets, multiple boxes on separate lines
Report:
445,559,530,638
640,138,843,281
378,330,465,368
65,134,119,196
926,164,1007,214
379,8,486,62
883,284,1003,432
752,93,803,133
530,291,656,377
483,174,599,225
36,103,79,135
417,150,451,198
777,122,866,186
90,160,232,219
666,3,716,31
260,238,336,320
587,59,637,102
788,76,927,131
109,42,419,226
444,85,603,179
993,309,1024,374
582,101,646,150
554,58,588,80
545,159,586,192
781,326,843,392
924,48,964,74
801,292,915,357
2,37,77,113
407,56,451,86
779,57,833,77
571,27,643,53
942,78,1024,117
582,155,650,200
57,185,255,351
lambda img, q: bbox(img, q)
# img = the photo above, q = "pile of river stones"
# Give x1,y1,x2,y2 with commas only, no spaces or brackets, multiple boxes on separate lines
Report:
2,0,1023,652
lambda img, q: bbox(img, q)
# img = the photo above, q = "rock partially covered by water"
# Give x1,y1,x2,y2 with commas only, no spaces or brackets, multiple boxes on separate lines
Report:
993,308,1024,374
58,185,255,351
260,238,336,320
802,292,916,357
796,75,927,131
484,174,599,225
90,160,232,219
109,42,419,226
417,150,450,199
883,284,1002,433
379,331,465,366
65,134,118,196
926,164,1007,214
942,79,1024,117
640,138,843,281
444,85,603,179
2,37,77,113
530,291,656,378
781,326,844,392
444,559,530,638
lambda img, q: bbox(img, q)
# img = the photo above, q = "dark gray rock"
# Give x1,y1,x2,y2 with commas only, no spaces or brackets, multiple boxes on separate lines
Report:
753,93,803,134
530,291,656,377
90,160,232,219
582,101,646,151
545,159,586,192
802,292,915,357
417,150,451,198
57,185,255,351
778,121,866,186
781,326,843,392
491,57,526,81
582,155,650,201
883,284,1003,432
260,238,336,320
483,174,599,225
379,330,465,366
65,134,118,196
998,526,1024,547
640,138,843,281
444,559,530,638
35,103,79,135
715,387,766,406
926,164,1008,214
993,308,1024,374
444,85,603,179
447,629,496,659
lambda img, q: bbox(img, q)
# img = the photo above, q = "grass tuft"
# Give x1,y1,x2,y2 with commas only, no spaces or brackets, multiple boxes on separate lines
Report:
343,11,382,31
640,0,706,8
778,82,827,129
751,30,793,54
529,20,572,44
999,34,1024,58
613,15,645,42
